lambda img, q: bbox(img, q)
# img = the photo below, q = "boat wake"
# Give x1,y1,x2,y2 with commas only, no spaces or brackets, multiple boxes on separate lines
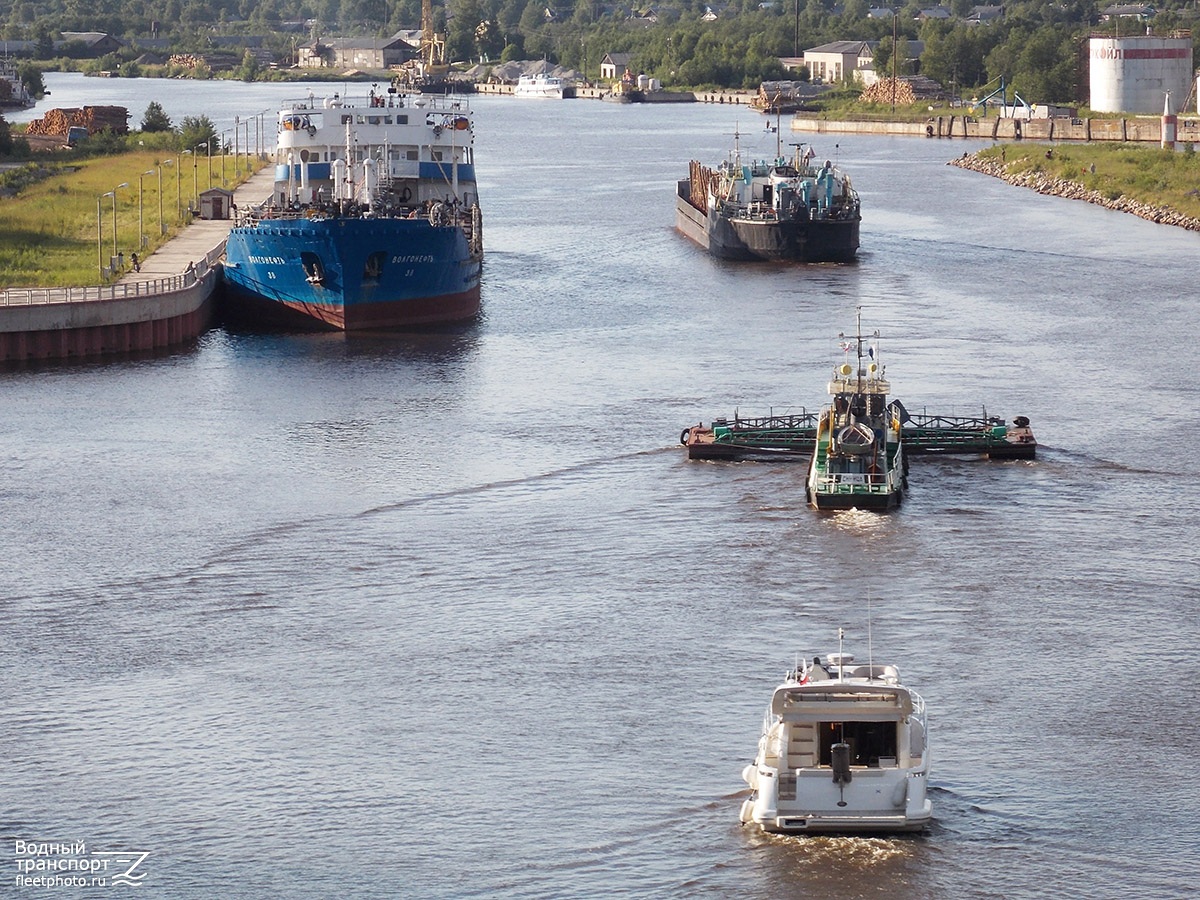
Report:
824,507,898,533
758,832,918,861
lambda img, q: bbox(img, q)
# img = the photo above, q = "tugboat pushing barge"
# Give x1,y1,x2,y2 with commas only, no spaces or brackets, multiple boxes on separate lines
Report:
222,86,482,331
806,316,905,510
675,133,860,262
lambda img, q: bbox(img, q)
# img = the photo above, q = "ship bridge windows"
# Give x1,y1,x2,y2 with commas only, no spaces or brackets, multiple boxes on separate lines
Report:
818,721,898,768
341,114,353,125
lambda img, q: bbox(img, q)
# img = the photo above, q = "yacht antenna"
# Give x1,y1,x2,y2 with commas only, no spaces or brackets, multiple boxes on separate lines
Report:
855,305,865,393
837,627,844,682
867,592,874,680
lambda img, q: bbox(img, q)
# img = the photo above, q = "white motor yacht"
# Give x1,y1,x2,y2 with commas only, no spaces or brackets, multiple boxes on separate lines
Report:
514,73,566,99
740,637,932,834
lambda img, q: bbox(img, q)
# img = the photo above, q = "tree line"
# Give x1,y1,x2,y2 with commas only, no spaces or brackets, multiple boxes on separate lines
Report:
3,0,1200,100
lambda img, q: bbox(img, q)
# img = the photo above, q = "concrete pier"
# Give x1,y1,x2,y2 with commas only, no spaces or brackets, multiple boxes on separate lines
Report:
473,82,746,104
791,114,1200,144
0,167,275,363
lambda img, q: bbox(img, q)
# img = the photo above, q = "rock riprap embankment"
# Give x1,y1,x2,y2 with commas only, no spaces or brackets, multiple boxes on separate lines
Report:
950,152,1200,231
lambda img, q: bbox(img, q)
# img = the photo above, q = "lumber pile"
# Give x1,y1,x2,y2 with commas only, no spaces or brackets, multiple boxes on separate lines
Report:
24,106,129,136
168,53,206,69
860,75,945,104
860,78,916,105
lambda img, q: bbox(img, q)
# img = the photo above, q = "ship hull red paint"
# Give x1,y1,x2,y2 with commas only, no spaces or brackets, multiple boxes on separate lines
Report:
219,280,480,332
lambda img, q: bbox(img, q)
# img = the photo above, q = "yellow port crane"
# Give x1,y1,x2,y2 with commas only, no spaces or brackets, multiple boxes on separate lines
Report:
418,0,448,77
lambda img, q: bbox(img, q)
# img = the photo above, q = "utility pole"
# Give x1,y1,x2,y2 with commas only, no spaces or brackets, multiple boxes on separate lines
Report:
891,14,897,115
794,0,800,58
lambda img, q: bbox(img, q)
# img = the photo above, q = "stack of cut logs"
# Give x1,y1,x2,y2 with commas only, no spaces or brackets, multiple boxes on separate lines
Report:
168,54,206,69
688,160,713,211
24,106,130,136
860,78,917,105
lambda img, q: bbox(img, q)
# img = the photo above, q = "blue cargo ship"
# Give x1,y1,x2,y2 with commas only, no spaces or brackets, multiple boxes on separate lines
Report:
222,88,482,330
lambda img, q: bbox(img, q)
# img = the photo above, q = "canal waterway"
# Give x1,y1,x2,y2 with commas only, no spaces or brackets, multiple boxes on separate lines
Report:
2,74,1198,899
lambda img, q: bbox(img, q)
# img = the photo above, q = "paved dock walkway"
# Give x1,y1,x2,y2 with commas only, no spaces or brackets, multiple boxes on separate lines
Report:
116,166,277,284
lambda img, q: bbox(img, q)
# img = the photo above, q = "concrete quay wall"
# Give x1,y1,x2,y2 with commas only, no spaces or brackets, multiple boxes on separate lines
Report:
0,254,220,363
0,167,274,364
793,115,1200,143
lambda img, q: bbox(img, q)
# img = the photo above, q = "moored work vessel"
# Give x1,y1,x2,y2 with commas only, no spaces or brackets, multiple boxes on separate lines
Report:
222,88,482,331
740,633,932,834
676,134,860,262
0,59,35,109
807,315,905,510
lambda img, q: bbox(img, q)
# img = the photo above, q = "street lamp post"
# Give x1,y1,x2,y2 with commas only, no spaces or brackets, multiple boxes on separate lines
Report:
192,142,207,208
138,169,154,250
207,140,213,190
180,150,190,217
97,194,108,278
111,182,128,267
159,160,173,234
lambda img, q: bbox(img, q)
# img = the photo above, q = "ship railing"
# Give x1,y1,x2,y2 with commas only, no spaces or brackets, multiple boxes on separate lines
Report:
812,469,893,489
239,208,318,225
0,248,220,308
739,202,778,221
280,92,471,113
714,410,819,431
906,411,1003,430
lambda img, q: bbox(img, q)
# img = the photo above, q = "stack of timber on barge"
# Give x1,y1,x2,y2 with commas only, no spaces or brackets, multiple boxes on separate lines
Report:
676,137,860,262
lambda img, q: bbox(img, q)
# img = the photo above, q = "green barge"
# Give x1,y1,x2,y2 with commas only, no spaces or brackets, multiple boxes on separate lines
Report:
680,409,1036,462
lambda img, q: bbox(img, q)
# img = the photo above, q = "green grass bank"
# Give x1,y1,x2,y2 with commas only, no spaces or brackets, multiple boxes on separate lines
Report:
0,151,262,289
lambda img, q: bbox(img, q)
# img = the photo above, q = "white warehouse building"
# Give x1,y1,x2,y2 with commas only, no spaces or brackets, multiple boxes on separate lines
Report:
1089,33,1194,114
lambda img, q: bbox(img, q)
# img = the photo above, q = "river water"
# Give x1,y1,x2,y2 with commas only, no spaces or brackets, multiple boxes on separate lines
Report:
2,74,1198,899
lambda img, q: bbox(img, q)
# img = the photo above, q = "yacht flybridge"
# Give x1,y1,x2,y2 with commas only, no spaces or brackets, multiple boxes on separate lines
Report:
740,637,932,834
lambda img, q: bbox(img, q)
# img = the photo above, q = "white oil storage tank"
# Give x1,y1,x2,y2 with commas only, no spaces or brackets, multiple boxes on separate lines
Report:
1089,32,1194,114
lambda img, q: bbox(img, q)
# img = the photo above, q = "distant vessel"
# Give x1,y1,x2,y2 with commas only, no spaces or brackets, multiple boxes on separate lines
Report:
514,73,568,99
0,59,34,109
676,133,860,262
740,632,932,834
807,313,905,510
222,88,482,331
